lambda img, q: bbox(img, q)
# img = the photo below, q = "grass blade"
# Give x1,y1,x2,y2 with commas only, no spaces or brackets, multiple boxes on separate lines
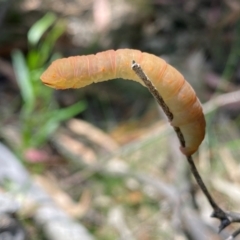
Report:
28,13,57,46
11,49,34,111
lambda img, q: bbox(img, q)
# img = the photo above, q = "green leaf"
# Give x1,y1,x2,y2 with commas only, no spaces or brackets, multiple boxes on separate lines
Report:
33,101,87,147
37,20,66,66
11,49,35,111
28,13,57,46
49,101,87,123
27,49,40,70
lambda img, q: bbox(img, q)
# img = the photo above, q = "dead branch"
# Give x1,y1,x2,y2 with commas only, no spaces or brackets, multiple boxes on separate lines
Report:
131,60,240,239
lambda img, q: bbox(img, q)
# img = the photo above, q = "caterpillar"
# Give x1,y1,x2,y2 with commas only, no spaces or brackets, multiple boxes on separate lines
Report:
40,49,206,156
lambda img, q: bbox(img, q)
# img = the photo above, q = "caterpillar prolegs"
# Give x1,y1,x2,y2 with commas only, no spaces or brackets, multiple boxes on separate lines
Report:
41,49,206,156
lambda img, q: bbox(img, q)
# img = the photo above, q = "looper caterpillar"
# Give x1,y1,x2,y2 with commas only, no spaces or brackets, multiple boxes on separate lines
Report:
41,49,206,156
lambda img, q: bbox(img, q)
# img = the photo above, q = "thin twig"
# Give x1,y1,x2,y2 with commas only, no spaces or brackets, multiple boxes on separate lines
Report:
131,60,240,238
226,227,240,240
131,61,173,121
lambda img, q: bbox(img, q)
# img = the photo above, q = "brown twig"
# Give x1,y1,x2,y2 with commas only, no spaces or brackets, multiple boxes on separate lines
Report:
227,227,240,240
131,60,240,238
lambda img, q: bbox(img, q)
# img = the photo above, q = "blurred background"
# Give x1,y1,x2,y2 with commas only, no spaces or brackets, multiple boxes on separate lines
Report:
0,0,240,239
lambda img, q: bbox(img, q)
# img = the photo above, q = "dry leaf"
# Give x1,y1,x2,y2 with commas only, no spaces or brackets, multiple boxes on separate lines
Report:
67,119,119,152
35,175,91,218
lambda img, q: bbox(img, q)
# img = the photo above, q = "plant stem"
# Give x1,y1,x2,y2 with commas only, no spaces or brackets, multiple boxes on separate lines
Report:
131,60,240,235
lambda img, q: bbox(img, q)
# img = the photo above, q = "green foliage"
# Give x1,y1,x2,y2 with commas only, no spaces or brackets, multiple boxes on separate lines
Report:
28,13,57,46
11,13,86,150
12,49,35,113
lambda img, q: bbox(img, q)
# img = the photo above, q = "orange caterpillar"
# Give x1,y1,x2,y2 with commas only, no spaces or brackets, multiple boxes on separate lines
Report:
41,49,206,156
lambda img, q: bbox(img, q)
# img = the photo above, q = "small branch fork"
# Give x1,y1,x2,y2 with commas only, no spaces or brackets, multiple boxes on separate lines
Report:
131,60,240,238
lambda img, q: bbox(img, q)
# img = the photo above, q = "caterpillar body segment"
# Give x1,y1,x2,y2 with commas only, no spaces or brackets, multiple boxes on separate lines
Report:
41,49,206,156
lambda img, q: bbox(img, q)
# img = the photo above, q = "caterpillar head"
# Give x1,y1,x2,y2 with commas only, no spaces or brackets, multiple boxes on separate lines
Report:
40,59,68,89
41,57,92,89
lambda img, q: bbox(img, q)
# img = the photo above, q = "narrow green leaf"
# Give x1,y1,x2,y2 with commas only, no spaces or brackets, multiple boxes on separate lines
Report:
33,101,87,147
38,20,66,66
49,101,87,123
11,49,35,110
27,50,40,70
32,121,59,147
28,13,57,46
